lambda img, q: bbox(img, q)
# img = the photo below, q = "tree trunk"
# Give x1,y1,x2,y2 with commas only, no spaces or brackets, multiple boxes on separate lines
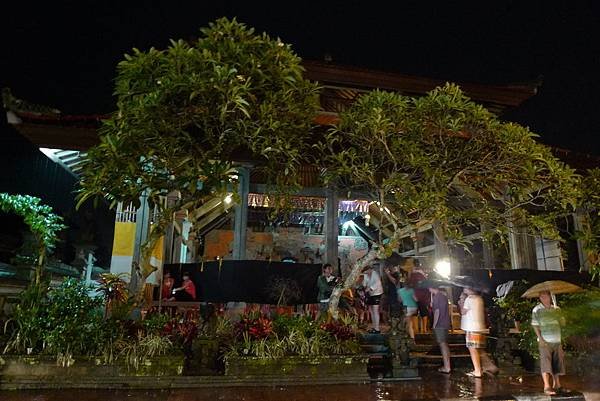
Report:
328,248,379,320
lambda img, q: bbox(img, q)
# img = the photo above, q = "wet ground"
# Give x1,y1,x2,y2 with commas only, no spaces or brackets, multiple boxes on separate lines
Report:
1,371,599,401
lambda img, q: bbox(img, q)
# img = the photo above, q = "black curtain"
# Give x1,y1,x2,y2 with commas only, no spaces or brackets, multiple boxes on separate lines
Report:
163,260,322,305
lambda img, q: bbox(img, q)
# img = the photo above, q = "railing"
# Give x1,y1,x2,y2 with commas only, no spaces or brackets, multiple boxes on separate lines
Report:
115,202,137,223
115,201,162,224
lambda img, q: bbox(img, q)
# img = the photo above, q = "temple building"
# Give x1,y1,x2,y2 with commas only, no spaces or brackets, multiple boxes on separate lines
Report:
2,61,598,286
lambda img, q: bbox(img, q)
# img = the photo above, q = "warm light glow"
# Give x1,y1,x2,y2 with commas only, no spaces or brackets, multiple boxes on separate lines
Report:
434,259,451,279
224,194,233,205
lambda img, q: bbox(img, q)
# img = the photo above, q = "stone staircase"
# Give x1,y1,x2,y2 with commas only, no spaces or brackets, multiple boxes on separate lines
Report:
359,332,391,378
411,332,472,369
359,331,472,377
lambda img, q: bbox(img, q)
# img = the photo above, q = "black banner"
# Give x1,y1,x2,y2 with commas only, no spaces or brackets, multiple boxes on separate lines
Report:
163,260,322,305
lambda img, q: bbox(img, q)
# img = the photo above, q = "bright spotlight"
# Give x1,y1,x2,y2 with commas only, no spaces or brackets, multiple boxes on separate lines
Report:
434,259,451,279
224,194,233,205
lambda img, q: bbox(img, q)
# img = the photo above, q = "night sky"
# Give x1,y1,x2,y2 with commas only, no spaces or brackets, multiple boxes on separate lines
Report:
2,1,599,155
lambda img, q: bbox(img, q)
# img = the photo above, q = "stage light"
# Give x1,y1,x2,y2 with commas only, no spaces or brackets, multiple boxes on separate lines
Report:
434,259,451,279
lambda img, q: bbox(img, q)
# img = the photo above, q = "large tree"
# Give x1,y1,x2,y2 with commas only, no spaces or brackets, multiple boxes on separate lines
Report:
578,168,600,279
78,18,320,290
320,84,580,317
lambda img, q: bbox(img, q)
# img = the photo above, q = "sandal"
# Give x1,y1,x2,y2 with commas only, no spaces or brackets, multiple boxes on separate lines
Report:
466,371,483,378
367,329,381,334
544,388,557,395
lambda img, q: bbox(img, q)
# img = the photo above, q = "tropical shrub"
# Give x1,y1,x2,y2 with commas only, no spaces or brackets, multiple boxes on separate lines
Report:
3,282,48,354
43,279,104,359
224,314,360,359
0,194,66,283
560,287,600,354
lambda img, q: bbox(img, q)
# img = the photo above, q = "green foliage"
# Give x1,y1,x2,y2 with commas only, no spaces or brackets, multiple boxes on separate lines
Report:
495,280,536,323
559,287,600,353
3,283,48,354
77,17,320,283
0,194,66,282
224,314,360,360
4,279,105,361
116,333,174,370
3,280,180,369
319,85,579,247
577,168,600,279
44,279,104,359
142,312,171,335
493,281,538,355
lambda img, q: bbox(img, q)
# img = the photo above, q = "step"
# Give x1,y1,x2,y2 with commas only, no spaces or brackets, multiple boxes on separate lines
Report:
411,343,468,352
361,344,390,354
359,333,388,345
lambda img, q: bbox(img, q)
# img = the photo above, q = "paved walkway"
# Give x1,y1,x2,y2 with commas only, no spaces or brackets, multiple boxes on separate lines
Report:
1,370,597,401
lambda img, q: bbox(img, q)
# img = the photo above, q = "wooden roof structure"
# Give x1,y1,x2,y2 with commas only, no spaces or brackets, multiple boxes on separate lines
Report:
4,60,541,150
4,61,597,175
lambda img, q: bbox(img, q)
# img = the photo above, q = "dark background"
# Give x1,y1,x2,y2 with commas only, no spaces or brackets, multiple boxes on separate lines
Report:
164,261,321,304
1,1,599,155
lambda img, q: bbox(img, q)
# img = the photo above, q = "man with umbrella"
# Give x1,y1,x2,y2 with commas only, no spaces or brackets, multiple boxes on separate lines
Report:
524,281,580,395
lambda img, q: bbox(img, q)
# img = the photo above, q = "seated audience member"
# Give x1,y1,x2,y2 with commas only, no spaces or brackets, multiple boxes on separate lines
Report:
168,272,197,301
161,271,175,300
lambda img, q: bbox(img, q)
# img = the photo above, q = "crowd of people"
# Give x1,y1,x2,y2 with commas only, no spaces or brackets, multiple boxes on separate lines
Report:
319,261,567,391
158,261,566,392
316,261,433,336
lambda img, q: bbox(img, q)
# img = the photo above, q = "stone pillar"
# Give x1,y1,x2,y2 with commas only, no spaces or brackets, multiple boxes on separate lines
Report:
232,167,250,260
324,188,339,267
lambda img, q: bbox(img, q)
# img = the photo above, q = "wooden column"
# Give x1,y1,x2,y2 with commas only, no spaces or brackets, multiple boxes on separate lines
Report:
433,222,450,263
573,209,590,272
482,240,495,270
132,191,150,266
130,190,150,291
232,167,250,260
481,224,495,270
508,221,538,269
324,188,339,267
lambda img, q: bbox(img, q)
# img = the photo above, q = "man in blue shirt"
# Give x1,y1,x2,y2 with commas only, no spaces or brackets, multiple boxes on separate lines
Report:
430,287,451,373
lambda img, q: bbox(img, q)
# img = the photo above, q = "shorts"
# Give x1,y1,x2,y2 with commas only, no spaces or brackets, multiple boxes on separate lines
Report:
465,331,487,349
405,306,418,316
539,342,565,375
417,301,429,317
434,328,449,344
367,295,382,306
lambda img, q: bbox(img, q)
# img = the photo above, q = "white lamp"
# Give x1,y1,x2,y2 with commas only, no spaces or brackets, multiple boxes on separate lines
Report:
434,259,451,279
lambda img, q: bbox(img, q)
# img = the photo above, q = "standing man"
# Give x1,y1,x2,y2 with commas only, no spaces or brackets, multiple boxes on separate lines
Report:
408,262,430,333
317,263,337,317
362,265,384,333
430,286,452,373
531,291,565,395
459,287,498,378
